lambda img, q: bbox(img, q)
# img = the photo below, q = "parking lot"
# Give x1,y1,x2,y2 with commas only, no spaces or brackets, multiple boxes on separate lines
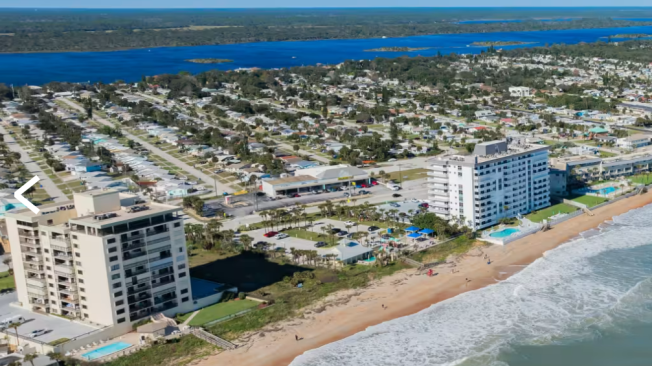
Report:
208,185,392,217
0,292,99,345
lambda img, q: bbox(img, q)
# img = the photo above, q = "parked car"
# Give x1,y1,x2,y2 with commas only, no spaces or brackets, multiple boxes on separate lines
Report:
392,193,402,198
213,169,224,174
359,183,368,188
292,193,301,198
389,203,400,208
314,241,327,248
368,226,380,232
359,190,369,195
263,231,278,238
343,193,350,197
419,203,430,208
337,231,348,237
29,329,48,338
371,180,379,186
388,158,397,162
276,233,289,239
330,228,341,234
344,221,355,226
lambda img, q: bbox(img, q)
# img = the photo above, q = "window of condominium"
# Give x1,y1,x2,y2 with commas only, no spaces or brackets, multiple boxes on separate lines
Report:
151,215,164,225
112,223,128,235
129,218,151,230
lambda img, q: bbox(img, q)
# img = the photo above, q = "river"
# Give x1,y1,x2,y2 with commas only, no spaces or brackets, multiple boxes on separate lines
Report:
1,25,652,86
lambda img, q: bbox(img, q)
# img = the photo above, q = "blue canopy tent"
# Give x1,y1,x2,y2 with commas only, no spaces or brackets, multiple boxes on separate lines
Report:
418,228,435,236
407,232,421,239
405,226,420,233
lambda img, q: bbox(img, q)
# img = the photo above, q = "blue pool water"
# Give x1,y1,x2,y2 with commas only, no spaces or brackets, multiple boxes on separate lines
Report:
489,228,520,238
82,342,131,360
584,186,619,195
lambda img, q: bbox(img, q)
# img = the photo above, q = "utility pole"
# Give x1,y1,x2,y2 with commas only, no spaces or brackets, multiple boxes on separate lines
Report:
398,163,402,189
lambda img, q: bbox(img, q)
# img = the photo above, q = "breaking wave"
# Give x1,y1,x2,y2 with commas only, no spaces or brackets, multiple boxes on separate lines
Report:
290,205,652,366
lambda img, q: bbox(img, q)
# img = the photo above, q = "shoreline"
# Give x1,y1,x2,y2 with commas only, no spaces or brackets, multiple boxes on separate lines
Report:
198,190,652,366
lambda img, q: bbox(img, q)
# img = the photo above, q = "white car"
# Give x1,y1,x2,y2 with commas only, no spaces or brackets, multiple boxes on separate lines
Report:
29,329,48,338
275,233,289,240
344,221,355,226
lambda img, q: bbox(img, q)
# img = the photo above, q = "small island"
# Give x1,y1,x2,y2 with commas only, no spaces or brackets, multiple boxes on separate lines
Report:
607,34,652,39
185,58,233,64
470,41,536,47
364,47,430,52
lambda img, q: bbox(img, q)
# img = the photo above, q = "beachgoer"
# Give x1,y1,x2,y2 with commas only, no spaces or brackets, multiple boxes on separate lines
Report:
295,335,299,341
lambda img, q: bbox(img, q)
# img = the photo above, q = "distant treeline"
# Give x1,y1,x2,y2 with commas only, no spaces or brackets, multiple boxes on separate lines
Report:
502,39,652,63
0,11,651,53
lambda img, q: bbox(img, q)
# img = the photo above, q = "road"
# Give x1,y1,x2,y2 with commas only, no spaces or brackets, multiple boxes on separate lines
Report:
57,98,233,194
0,125,68,203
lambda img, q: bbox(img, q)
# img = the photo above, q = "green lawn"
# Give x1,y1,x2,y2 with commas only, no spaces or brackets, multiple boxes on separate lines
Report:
182,300,259,326
629,174,652,185
526,203,578,223
0,272,15,291
284,228,326,241
571,195,608,208
103,336,217,366
388,168,429,182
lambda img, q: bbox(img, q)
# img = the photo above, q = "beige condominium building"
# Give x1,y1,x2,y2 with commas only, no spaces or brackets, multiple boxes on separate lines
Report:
5,189,193,327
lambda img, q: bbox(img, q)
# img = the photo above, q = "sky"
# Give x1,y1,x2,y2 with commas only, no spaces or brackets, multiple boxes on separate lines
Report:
4,2,652,8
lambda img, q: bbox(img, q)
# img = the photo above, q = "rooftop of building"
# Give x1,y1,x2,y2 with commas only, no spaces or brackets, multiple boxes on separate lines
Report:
7,189,180,226
265,175,319,186
433,140,549,166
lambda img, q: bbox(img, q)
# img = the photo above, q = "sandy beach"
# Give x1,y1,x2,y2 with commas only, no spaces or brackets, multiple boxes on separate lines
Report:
197,191,652,366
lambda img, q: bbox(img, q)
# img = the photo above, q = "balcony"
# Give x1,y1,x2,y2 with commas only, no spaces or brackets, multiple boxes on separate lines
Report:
130,309,153,322
125,267,149,277
121,234,144,243
26,285,47,295
428,189,449,197
26,278,46,287
154,293,177,305
55,270,75,278
122,241,146,252
54,263,74,274
60,294,79,302
154,300,178,313
128,291,152,305
24,265,44,275
53,252,73,259
129,300,153,313
151,277,175,289
127,281,152,295
19,240,40,249
146,228,169,237
59,286,78,296
123,250,148,261
23,256,43,265
51,243,72,251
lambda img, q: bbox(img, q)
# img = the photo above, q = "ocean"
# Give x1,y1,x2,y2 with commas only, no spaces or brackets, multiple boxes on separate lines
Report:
290,203,652,366
2,25,652,85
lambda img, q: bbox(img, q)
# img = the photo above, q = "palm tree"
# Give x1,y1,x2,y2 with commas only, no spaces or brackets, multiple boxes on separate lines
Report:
240,234,253,251
23,354,37,366
46,352,64,365
8,322,21,347
7,361,21,366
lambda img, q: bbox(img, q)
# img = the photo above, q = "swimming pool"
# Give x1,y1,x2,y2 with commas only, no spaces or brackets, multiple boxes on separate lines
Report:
578,186,620,195
81,342,132,360
591,186,619,195
489,228,520,238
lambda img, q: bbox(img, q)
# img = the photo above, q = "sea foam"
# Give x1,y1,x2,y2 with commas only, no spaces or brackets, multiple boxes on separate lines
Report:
290,204,652,366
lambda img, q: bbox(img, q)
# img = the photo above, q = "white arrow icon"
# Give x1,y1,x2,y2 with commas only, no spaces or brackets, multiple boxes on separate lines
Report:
15,175,40,214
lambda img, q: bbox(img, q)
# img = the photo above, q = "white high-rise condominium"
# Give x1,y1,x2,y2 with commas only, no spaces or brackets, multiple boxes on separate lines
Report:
428,140,550,230
5,189,193,326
